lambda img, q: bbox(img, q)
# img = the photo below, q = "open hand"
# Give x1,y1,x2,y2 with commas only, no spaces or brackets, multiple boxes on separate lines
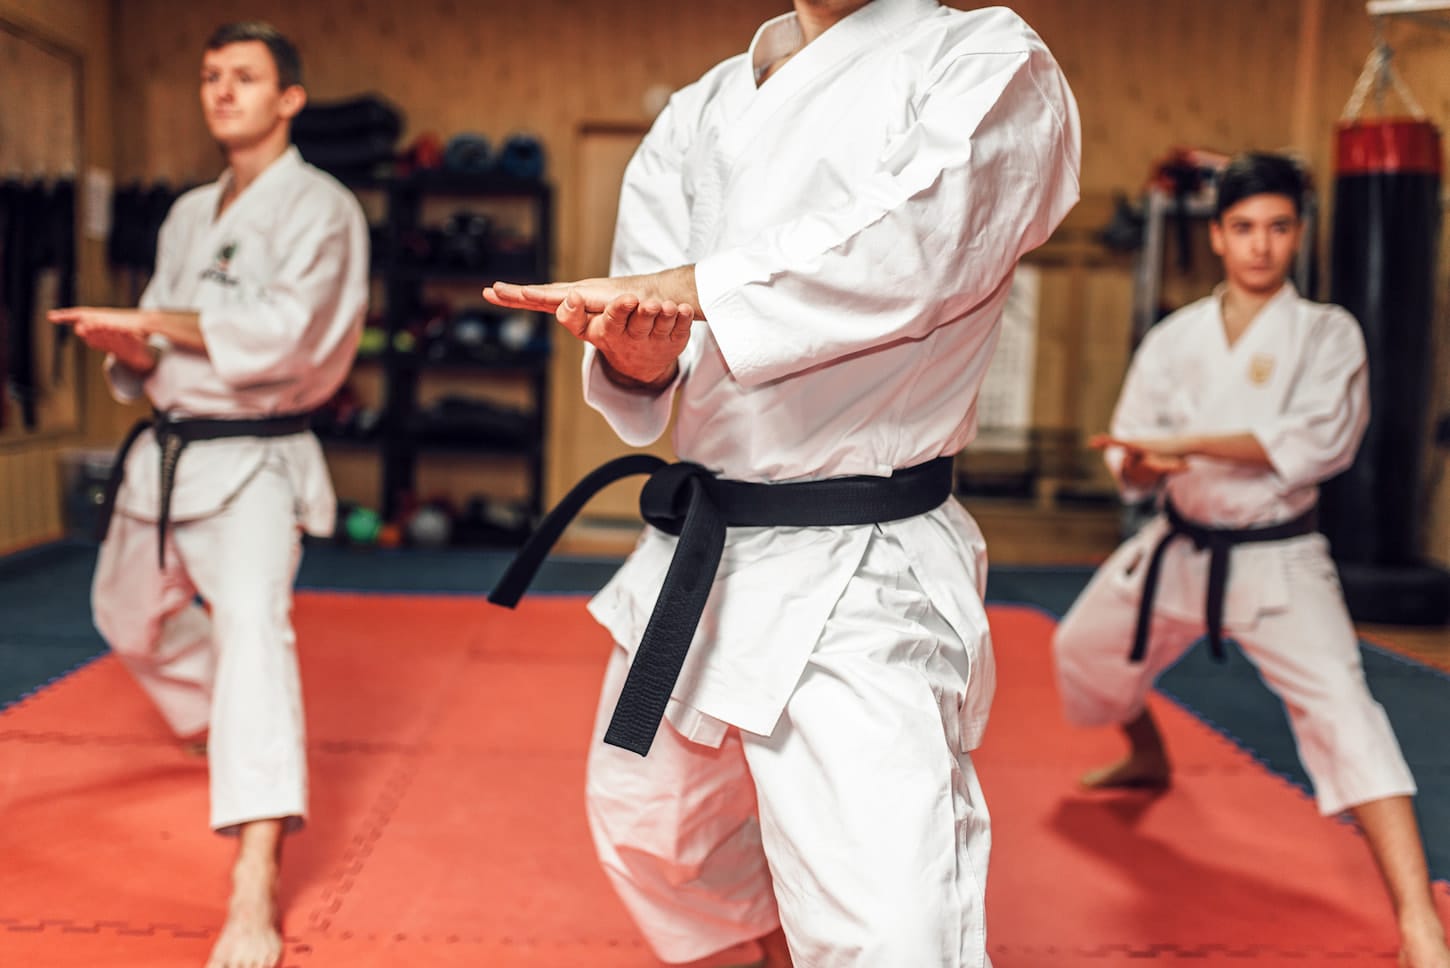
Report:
1089,433,1190,482
485,280,693,388
49,307,158,373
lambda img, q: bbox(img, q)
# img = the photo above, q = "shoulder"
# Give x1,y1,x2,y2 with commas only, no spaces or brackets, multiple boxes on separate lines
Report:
282,159,367,229
167,183,218,223
663,54,743,124
1150,296,1214,342
930,5,1052,57
905,6,1072,121
1133,298,1211,366
1297,297,1366,360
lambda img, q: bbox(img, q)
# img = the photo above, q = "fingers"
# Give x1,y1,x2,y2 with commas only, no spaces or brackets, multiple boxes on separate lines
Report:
484,283,558,312
554,289,589,338
1143,453,1189,475
47,307,87,325
596,293,641,341
1088,433,1131,451
485,280,613,314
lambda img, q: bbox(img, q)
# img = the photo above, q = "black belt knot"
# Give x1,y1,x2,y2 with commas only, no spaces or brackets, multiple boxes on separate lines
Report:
98,410,315,568
489,454,955,756
1129,500,1319,664
639,462,712,536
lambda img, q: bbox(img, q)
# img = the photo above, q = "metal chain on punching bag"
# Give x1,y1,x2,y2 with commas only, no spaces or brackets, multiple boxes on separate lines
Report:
1320,40,1450,623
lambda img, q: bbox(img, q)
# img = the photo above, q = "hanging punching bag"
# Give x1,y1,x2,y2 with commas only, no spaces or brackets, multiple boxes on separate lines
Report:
1321,117,1450,623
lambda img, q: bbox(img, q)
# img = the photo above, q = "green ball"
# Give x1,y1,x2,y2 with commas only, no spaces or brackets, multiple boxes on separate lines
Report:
345,507,382,544
393,331,417,353
359,327,386,356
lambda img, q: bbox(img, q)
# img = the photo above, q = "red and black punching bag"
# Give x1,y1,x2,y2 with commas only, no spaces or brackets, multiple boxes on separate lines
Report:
1320,118,1450,623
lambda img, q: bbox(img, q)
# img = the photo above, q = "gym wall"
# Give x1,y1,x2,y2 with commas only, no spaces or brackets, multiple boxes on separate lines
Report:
0,0,121,555
1,0,1445,565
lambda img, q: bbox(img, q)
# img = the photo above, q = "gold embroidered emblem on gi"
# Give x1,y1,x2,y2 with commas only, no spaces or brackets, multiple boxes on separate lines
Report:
1248,353,1275,386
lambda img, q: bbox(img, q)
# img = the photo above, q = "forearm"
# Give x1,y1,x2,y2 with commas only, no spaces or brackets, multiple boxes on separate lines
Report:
1174,433,1272,468
141,310,207,352
598,352,678,393
629,265,699,315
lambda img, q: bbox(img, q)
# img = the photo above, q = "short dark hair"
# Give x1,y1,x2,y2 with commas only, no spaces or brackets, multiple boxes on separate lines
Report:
205,22,302,90
1214,152,1308,220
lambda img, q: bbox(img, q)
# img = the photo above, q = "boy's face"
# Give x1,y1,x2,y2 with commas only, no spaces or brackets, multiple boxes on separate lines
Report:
1209,194,1302,296
200,41,304,150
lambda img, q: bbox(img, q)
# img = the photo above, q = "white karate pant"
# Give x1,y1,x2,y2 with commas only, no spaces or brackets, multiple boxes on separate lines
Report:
91,458,307,833
586,532,992,967
1053,534,1415,816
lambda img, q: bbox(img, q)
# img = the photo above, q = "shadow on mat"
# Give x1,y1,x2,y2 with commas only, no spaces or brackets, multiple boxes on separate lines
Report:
1047,793,1388,940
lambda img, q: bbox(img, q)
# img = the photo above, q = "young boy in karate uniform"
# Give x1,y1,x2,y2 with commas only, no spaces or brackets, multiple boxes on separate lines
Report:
1052,152,1449,968
50,22,368,968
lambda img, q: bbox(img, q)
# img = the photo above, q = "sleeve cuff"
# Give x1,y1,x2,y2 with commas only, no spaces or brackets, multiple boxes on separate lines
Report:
693,248,776,386
1252,425,1308,493
103,355,147,403
1104,445,1153,505
581,346,679,447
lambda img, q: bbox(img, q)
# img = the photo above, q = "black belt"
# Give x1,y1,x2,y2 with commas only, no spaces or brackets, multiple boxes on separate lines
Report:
489,455,956,756
98,411,314,568
1130,500,1319,664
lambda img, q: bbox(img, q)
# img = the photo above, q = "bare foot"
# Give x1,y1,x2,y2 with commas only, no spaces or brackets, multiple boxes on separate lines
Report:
1080,753,1171,790
205,852,282,968
1399,911,1450,968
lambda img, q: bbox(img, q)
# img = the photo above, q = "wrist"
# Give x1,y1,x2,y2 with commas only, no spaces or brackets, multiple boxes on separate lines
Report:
599,353,675,393
1165,436,1197,458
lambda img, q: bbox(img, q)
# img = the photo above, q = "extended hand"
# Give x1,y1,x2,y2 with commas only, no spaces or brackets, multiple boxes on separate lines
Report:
1089,433,1190,482
48,306,148,332
49,307,158,373
485,277,694,388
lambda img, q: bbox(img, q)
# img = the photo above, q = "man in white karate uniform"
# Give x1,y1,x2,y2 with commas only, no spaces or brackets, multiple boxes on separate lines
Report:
1052,152,1450,968
485,2,1080,964
50,22,367,968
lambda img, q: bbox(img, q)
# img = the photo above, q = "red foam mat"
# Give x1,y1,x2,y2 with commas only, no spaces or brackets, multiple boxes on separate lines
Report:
0,594,1442,966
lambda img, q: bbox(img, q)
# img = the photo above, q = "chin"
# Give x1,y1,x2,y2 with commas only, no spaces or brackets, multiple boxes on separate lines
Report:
211,130,261,151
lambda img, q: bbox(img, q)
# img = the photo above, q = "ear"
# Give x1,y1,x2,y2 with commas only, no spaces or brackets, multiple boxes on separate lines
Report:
278,85,307,121
1208,220,1225,257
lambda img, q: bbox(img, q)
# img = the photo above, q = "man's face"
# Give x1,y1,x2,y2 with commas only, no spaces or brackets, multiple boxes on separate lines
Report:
1209,194,1302,296
200,41,302,149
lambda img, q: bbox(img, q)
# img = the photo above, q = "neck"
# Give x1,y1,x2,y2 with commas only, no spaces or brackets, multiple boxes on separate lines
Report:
1220,281,1282,338
1223,281,1282,316
793,0,872,43
224,127,290,194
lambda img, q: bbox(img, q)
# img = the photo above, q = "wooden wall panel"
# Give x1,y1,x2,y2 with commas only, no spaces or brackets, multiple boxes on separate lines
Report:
0,0,117,555
111,1,1314,203
101,0,1450,562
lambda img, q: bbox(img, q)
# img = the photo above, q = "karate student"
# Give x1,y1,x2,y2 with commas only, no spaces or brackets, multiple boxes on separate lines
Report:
485,1,1081,964
1052,152,1450,968
49,22,367,968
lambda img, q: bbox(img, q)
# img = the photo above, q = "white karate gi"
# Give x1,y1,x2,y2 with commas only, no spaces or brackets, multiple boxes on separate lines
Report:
579,2,1081,963
92,146,369,832
1053,282,1416,817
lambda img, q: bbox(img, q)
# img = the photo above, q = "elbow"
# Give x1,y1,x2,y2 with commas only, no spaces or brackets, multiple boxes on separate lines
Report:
211,349,309,390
